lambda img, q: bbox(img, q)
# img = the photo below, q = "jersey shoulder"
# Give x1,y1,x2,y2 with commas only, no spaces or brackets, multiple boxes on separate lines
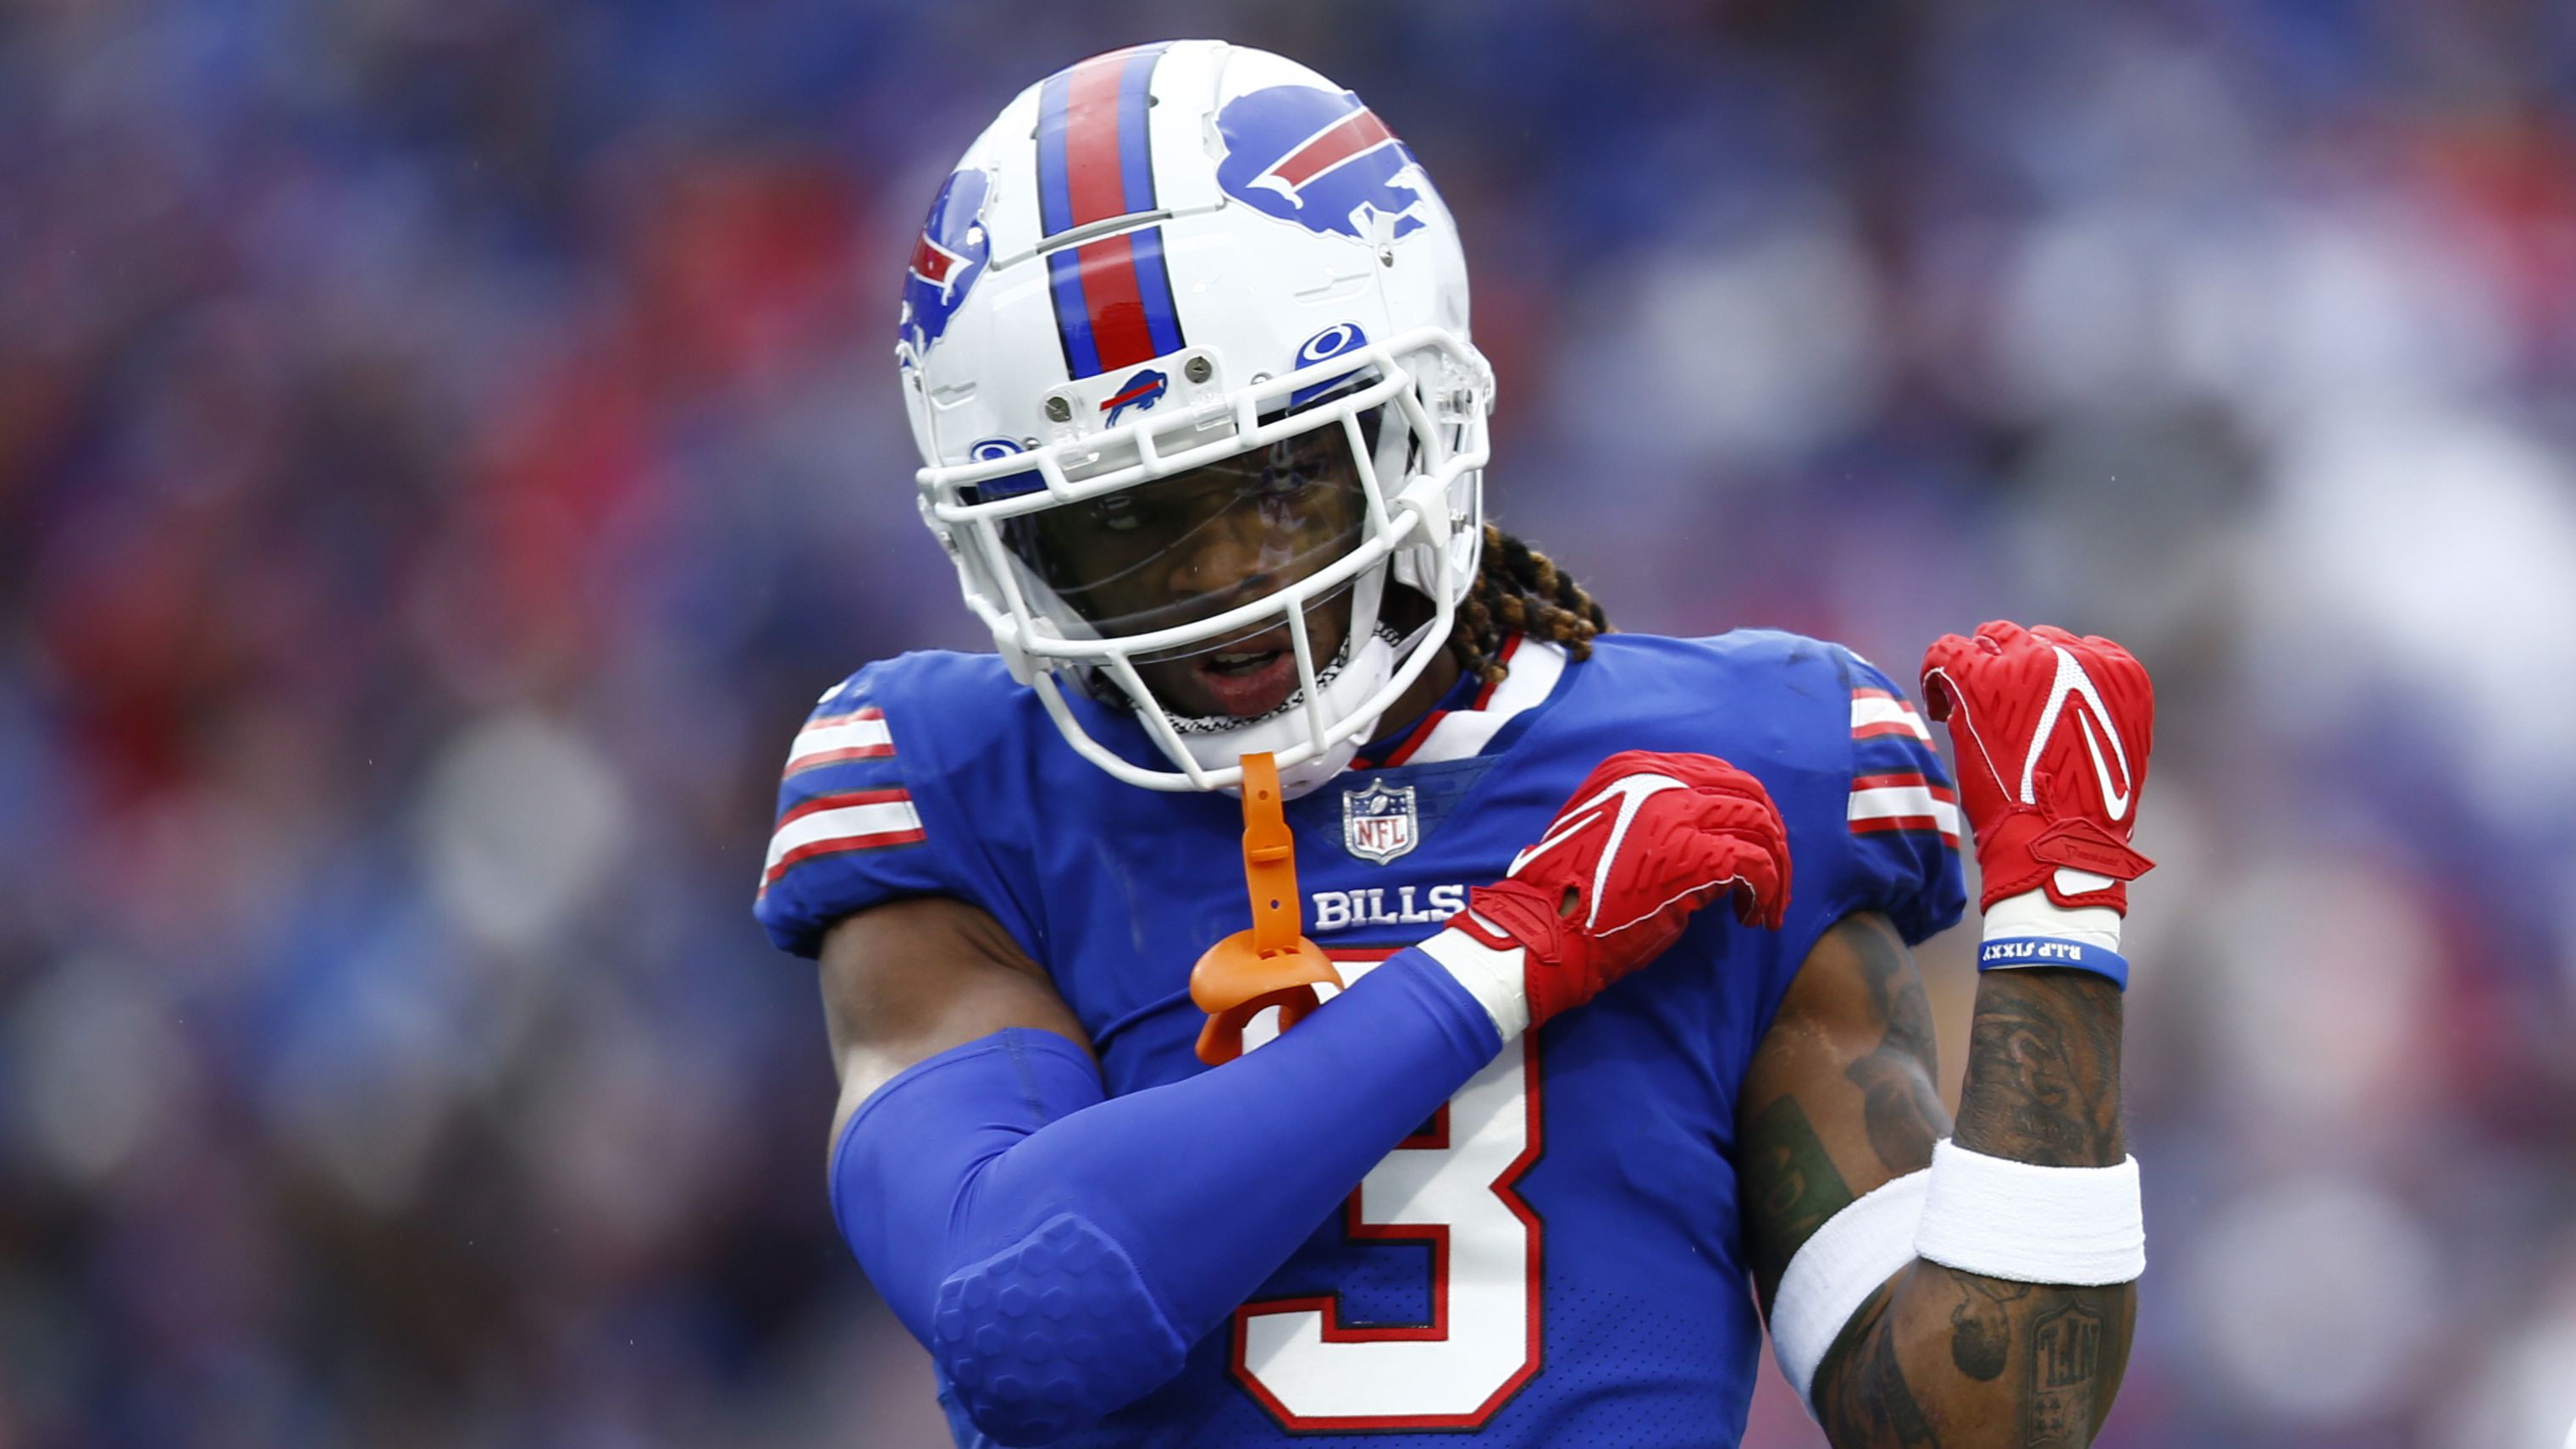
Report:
840,647,1034,746
1580,628,1965,945
751,650,1047,958
1580,627,1899,753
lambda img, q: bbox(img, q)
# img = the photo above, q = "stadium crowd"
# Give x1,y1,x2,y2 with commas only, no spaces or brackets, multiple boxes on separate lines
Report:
3,0,2573,1444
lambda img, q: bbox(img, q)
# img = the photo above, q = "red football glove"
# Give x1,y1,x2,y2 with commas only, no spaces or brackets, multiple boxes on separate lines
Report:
1450,750,1792,1028
1920,622,2155,914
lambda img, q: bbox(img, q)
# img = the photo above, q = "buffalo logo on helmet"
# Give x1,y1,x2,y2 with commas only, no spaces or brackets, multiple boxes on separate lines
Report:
1214,87,1430,244
1099,368,1169,425
898,169,993,360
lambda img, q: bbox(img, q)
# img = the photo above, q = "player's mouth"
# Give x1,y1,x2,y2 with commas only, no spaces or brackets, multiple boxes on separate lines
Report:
1192,643,1302,719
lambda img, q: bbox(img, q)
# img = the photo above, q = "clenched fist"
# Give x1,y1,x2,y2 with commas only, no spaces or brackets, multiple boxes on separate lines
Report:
1451,749,1792,1028
1921,622,2155,915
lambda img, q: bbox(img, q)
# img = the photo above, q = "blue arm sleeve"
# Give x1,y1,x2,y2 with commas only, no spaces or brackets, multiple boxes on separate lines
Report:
830,948,1501,1445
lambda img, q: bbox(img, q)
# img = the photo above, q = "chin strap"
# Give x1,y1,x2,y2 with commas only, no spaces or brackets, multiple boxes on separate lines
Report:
1190,752,1343,1064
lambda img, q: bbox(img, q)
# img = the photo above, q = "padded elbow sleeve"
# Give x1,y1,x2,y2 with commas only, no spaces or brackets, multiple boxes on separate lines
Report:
832,1030,1188,1442
931,1214,1189,1444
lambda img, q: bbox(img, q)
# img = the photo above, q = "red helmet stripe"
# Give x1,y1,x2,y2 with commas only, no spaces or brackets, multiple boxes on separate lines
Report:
1269,108,1397,190
1063,53,1130,228
1075,233,1155,370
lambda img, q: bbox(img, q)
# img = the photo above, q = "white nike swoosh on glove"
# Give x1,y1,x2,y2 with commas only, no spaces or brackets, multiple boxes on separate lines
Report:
1508,772,1687,929
2020,646,2132,821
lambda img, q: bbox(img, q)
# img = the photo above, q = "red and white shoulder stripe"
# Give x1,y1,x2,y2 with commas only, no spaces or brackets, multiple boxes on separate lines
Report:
784,705,895,777
760,787,925,894
1849,686,1931,743
1848,771,1960,849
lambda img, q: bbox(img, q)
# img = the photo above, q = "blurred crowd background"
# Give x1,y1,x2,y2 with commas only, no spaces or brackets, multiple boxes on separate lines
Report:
4,0,2574,1444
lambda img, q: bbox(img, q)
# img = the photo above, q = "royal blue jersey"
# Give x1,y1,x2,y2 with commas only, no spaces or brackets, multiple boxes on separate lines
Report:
757,630,1964,1447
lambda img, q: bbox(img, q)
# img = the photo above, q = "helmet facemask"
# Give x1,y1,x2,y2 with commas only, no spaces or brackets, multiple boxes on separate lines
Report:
922,329,1490,794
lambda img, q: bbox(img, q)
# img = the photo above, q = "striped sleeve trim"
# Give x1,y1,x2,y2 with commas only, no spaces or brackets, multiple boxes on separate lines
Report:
1849,772,1961,849
785,706,895,777
1850,687,1932,743
760,786,926,893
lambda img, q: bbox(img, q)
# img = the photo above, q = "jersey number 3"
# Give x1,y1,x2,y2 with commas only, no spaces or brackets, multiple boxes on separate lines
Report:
1228,949,1545,1430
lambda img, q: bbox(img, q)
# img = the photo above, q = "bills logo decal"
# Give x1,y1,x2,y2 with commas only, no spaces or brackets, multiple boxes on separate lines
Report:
898,169,993,361
1100,368,1169,424
1216,86,1432,244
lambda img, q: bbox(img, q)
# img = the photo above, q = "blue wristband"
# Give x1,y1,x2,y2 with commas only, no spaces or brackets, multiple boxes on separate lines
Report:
1977,935,2130,990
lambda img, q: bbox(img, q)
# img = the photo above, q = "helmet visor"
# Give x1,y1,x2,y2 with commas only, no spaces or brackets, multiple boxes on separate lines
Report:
1011,418,1372,649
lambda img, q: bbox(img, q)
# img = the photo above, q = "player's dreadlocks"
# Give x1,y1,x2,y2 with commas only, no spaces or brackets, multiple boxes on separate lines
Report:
1451,524,1610,685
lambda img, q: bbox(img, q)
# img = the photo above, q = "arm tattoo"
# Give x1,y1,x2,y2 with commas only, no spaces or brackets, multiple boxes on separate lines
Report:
1745,1094,1855,1312
1820,1267,2136,1448
1839,915,1946,1174
2026,1297,2109,1447
1814,1282,1943,1447
1946,1275,2029,1382
1805,965,2137,1446
1743,916,1949,1343
1952,970,2123,1167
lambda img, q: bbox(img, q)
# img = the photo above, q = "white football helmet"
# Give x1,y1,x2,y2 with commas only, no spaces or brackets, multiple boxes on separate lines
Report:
898,40,1494,797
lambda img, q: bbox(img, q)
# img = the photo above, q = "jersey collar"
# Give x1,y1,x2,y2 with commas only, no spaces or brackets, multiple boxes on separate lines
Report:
1349,633,1572,771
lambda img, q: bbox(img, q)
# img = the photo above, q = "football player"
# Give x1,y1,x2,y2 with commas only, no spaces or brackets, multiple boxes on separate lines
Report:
762,41,2152,1448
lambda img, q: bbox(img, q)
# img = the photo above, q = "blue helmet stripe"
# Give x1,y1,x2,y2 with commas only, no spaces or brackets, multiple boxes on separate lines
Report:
1116,47,1183,359
1046,247,1103,379
1035,68,1075,238
1128,226,1186,359
1036,63,1092,377
1114,45,1164,214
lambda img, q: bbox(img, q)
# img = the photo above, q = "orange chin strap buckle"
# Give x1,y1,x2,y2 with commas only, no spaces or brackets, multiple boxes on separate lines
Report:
1191,752,1342,1065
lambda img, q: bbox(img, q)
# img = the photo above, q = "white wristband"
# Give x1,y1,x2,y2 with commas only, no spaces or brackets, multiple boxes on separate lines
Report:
1984,887,2121,952
1415,925,1530,1043
1915,1138,2145,1286
1770,1169,1928,1408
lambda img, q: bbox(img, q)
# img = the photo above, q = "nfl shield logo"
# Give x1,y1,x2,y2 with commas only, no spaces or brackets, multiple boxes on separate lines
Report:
1342,780,1418,864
